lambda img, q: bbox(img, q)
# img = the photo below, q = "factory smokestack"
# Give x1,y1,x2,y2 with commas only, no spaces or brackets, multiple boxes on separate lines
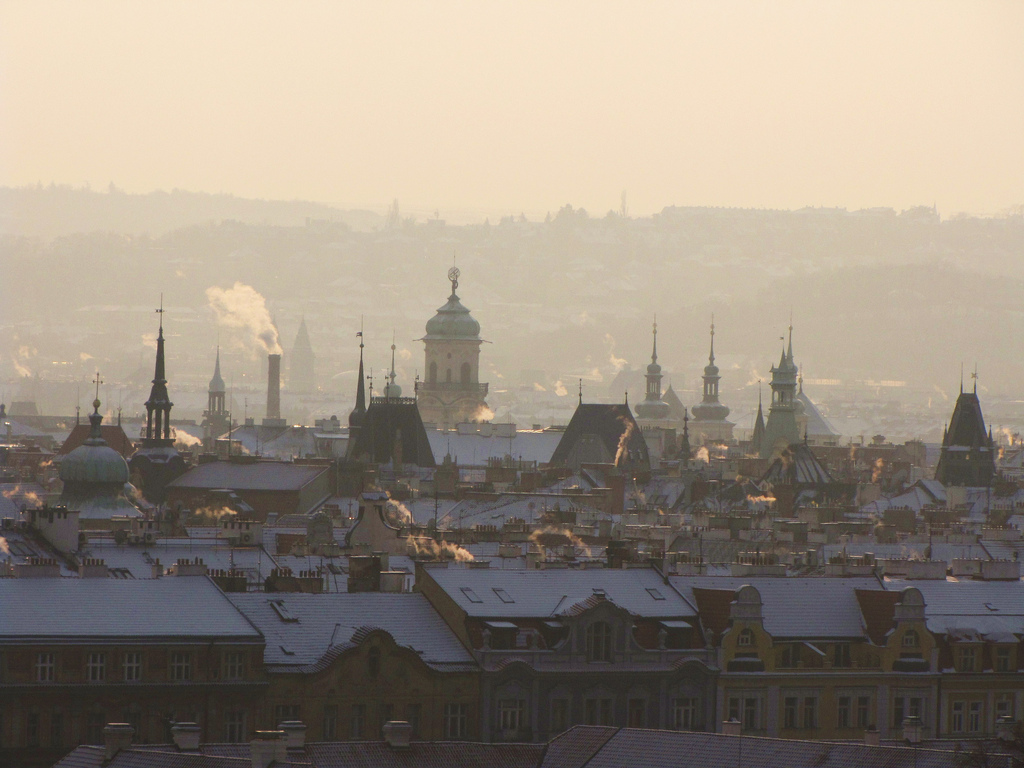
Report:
265,353,282,423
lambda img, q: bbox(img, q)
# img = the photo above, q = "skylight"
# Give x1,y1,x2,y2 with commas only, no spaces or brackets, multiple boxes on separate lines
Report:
646,588,666,601
493,587,515,604
270,600,299,622
461,587,483,603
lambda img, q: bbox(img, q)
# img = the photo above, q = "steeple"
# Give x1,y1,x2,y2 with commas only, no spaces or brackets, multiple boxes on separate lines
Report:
144,297,173,444
691,314,730,426
679,408,691,460
635,319,670,421
383,331,402,399
350,326,366,428
751,383,766,454
202,347,229,450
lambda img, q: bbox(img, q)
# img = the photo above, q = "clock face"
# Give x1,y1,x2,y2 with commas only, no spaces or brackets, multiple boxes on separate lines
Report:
448,266,461,283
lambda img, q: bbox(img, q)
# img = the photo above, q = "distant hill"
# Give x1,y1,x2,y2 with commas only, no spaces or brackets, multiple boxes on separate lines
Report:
0,185,382,238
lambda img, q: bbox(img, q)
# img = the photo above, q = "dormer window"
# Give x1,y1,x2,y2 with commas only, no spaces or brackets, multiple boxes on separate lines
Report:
737,628,754,648
902,630,919,648
586,621,613,662
367,646,381,679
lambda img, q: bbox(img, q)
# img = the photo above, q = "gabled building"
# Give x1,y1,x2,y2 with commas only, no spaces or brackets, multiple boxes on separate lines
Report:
549,401,650,477
417,563,718,743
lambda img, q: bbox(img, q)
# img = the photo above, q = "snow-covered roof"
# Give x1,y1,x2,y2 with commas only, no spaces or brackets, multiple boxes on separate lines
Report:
425,428,561,466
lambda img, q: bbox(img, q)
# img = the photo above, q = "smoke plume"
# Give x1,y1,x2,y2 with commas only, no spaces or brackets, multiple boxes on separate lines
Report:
206,282,282,354
604,333,627,374
406,537,475,562
614,415,635,466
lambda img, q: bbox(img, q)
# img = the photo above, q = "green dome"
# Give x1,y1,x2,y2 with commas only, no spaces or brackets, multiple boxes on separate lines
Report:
423,292,481,341
60,409,130,485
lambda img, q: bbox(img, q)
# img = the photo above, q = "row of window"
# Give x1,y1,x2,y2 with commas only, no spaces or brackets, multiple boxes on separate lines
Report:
272,703,472,741
729,695,928,732
30,651,245,683
499,696,704,734
955,645,1014,673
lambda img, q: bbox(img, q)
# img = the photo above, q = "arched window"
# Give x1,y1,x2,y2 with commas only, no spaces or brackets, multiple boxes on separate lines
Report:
737,628,754,647
586,622,613,662
902,630,919,648
429,362,437,384
367,646,380,679
446,368,452,383
460,362,471,385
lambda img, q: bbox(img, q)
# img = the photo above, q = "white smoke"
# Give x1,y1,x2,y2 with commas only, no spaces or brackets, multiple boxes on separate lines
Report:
604,334,627,374
554,380,568,397
206,283,282,355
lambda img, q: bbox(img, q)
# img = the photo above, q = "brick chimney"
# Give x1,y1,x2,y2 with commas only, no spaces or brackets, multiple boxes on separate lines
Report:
279,721,306,749
103,723,134,759
863,727,880,747
381,720,413,748
266,353,282,422
722,718,741,737
78,557,108,578
171,722,200,751
250,730,287,768
902,716,923,744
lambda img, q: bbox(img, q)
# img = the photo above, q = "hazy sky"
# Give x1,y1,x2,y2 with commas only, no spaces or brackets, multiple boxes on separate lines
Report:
2,1,1022,218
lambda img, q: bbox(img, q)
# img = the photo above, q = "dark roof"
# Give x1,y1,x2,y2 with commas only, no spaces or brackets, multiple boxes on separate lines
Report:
942,391,990,448
855,588,902,645
349,399,436,467
548,403,649,473
760,442,834,485
167,461,328,492
58,423,134,458
541,727,960,768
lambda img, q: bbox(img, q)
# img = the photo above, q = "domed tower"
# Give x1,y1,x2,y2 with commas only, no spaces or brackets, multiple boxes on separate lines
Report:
128,304,187,504
690,317,734,443
415,267,489,428
201,348,231,450
60,376,140,521
634,321,671,423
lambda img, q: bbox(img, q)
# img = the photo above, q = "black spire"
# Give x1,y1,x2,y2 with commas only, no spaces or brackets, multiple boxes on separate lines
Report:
144,297,173,444
350,327,366,429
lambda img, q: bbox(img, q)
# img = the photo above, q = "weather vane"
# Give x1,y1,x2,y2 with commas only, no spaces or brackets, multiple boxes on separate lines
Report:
448,265,460,293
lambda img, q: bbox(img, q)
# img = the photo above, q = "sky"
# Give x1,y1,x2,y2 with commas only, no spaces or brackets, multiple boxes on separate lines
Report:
2,1,1023,219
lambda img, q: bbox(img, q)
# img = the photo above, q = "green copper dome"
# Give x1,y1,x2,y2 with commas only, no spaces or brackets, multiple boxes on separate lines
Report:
60,404,130,485
423,291,481,341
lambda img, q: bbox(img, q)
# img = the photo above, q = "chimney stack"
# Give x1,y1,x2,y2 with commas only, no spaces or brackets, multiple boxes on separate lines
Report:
103,723,134,760
266,353,282,422
722,718,742,737
250,730,287,768
382,721,413,749
863,727,880,747
171,722,201,751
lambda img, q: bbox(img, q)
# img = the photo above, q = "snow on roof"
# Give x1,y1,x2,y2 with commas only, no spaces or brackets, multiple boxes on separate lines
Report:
169,461,327,491
884,578,1024,637
227,592,475,670
426,565,695,619
80,536,280,582
0,577,261,640
672,576,879,639
426,428,561,465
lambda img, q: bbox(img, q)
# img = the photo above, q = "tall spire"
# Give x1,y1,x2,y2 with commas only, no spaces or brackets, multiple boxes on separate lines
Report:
144,297,173,443
651,318,658,365
787,312,793,363
154,295,166,383
709,314,715,365
384,330,402,399
354,324,366,414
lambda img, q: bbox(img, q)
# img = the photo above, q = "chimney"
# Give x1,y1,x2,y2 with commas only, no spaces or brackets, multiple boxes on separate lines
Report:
78,557,108,578
996,716,1016,743
266,353,281,422
902,716,923,744
103,723,134,760
250,730,287,768
381,720,413,748
279,720,306,749
171,722,201,751
722,718,742,737
863,727,880,747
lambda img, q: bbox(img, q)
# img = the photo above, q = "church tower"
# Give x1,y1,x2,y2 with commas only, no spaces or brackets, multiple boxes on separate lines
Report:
201,348,231,450
129,302,187,504
288,316,316,394
634,321,671,422
689,317,734,443
415,267,489,428
934,371,997,487
759,324,801,459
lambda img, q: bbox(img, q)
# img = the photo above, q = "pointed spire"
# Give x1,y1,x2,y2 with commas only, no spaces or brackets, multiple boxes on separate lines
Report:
578,378,583,405
960,362,964,395
709,314,716,365
154,296,166,384
354,325,366,414
972,364,978,394
87,371,104,442
680,407,691,460
651,317,658,365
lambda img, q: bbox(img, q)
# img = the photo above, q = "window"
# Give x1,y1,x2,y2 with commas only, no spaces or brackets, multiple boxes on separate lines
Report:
446,368,452,383
492,588,515,604
275,704,300,725
498,699,525,733
673,698,697,731
584,698,612,726
951,701,965,733
122,652,142,682
586,622,613,663
784,697,798,729
628,698,646,728
86,713,105,745
646,588,666,601
803,697,818,730
995,647,1011,673
737,628,754,647
833,643,851,668
36,653,55,683
444,703,468,740
460,363,471,386
367,647,381,678
551,699,569,734
895,697,923,728
460,587,483,603
350,705,366,739
86,652,106,682
222,652,244,680
379,703,394,733
857,696,871,728
224,711,246,743
123,709,141,743
322,705,338,741
406,704,421,738
902,630,919,648
170,652,192,681
996,695,1014,722
429,362,437,384
958,647,977,672
968,701,982,733
780,644,801,668
26,713,40,748
836,697,850,729
729,697,761,731
51,712,64,748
